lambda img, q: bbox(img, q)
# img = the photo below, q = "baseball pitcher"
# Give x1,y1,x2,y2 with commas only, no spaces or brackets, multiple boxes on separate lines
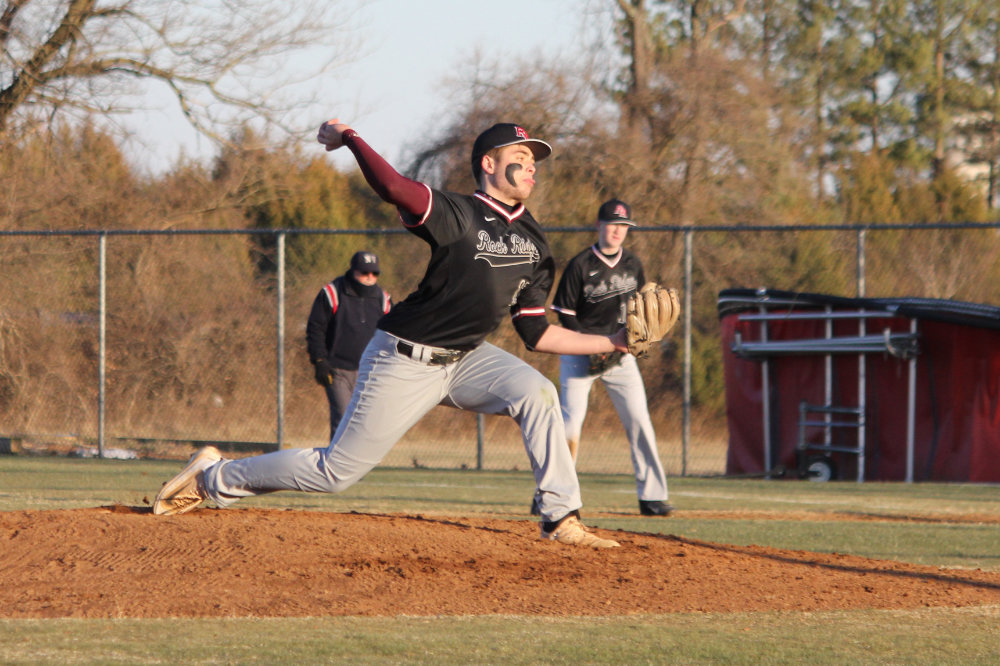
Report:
154,120,634,549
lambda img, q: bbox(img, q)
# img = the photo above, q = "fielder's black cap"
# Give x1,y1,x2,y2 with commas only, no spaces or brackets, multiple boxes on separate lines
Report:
597,198,636,226
471,123,552,179
350,251,380,274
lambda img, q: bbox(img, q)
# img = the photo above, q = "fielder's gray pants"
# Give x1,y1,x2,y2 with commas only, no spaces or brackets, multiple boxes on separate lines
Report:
560,353,669,502
203,329,582,521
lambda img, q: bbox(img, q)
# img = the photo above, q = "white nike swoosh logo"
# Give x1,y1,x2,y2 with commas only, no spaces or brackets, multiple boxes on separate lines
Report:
485,216,497,221
589,270,600,277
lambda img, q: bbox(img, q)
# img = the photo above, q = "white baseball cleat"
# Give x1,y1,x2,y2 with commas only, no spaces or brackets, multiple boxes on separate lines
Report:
153,446,222,516
540,515,620,548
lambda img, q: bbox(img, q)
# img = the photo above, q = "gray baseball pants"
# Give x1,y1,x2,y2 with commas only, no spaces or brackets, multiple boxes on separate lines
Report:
560,353,669,501
203,329,582,520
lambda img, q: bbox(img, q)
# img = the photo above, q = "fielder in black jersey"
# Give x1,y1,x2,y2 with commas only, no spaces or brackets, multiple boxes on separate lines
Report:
549,199,673,517
153,120,627,549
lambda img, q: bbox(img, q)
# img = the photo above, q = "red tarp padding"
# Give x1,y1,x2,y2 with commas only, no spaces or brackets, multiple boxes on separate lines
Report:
718,289,1000,482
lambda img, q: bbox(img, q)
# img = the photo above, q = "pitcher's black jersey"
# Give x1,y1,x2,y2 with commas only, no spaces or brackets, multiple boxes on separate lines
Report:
551,245,645,336
378,189,555,350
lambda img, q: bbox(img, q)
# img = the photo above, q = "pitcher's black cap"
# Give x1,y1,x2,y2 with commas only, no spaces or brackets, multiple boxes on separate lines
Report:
471,123,552,179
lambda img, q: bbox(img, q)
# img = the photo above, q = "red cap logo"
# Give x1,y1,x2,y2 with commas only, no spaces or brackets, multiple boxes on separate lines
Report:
515,126,528,139
614,204,628,217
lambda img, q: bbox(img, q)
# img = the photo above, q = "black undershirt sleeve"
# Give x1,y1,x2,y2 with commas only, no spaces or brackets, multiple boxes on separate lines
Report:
557,311,579,330
513,316,550,351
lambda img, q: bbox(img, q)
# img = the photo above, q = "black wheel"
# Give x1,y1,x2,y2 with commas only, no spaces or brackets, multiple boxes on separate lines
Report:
806,456,837,482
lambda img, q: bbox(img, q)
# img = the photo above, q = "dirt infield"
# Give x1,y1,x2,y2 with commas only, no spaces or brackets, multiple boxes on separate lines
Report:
2,506,999,618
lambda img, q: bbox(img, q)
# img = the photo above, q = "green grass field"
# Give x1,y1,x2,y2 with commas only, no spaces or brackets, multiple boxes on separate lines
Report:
1,456,998,664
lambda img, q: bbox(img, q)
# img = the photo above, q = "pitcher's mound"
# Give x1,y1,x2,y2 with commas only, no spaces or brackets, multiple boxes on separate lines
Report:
2,506,999,618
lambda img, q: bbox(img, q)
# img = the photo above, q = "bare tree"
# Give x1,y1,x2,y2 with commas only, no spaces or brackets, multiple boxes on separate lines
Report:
614,0,655,159
0,0,358,145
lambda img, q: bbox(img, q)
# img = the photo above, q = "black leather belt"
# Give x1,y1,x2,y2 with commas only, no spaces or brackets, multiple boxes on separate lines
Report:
396,340,468,366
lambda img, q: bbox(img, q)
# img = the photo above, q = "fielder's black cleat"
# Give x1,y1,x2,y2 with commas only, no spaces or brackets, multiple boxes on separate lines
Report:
639,500,674,516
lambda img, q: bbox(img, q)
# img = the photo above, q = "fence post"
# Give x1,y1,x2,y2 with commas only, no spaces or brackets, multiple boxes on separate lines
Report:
682,228,693,477
98,232,107,458
476,414,485,470
856,227,866,298
276,232,286,449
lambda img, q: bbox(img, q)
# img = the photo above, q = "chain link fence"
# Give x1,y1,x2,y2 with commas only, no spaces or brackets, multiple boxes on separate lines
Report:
3,222,998,476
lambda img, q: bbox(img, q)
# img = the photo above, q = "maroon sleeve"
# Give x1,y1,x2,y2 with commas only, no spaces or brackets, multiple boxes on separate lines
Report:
342,130,429,217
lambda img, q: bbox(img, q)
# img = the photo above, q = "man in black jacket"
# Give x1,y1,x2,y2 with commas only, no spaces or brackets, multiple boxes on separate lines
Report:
306,251,392,439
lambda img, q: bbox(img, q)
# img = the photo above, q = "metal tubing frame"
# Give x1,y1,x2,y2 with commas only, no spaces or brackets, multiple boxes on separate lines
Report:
758,295,772,476
737,310,898,321
906,319,918,483
824,306,833,447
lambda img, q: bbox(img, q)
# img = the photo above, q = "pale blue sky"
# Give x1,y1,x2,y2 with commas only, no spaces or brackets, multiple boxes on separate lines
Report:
125,0,606,175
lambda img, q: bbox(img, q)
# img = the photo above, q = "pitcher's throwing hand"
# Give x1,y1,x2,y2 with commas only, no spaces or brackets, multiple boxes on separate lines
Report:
317,118,352,151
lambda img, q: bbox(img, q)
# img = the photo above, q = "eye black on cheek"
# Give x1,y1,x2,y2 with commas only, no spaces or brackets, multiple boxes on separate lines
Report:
504,163,522,187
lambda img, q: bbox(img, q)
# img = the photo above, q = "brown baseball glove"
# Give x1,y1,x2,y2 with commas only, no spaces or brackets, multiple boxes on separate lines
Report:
587,351,624,376
625,282,681,357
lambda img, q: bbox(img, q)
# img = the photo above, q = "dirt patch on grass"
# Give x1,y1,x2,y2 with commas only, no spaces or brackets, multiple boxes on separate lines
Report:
2,506,999,618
